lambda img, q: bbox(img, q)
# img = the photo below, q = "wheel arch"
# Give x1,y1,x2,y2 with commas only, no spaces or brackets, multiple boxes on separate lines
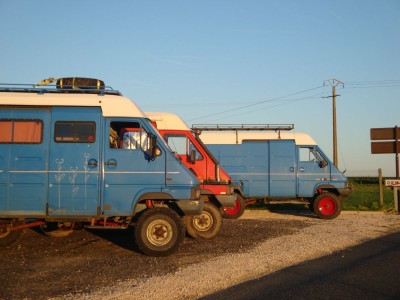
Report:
133,192,175,216
314,184,340,197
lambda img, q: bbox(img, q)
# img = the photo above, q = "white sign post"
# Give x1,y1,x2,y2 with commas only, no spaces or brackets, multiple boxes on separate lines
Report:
385,179,400,212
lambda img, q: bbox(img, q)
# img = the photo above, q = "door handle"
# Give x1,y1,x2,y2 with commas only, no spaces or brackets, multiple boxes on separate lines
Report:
298,167,305,172
88,159,98,167
105,159,117,166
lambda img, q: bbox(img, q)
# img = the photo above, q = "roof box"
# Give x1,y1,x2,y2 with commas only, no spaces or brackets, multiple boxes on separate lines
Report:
56,77,105,90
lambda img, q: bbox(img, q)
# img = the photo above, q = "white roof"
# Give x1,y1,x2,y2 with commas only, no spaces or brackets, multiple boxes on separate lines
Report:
0,92,146,118
198,131,317,146
146,112,190,130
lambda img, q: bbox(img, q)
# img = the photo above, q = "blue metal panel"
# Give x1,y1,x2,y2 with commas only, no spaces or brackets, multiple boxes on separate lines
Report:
0,108,50,216
103,118,166,215
207,143,270,197
268,140,296,197
48,107,101,216
207,140,297,198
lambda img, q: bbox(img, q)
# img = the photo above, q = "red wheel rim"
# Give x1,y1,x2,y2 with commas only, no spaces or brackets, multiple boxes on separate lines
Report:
223,199,240,216
318,198,336,216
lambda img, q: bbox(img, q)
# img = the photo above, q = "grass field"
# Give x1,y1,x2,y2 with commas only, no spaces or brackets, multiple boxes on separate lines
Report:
344,177,395,211
247,177,397,212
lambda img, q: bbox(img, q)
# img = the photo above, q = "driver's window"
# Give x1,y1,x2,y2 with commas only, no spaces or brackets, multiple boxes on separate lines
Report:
299,147,317,162
109,121,148,151
165,135,186,155
164,134,203,160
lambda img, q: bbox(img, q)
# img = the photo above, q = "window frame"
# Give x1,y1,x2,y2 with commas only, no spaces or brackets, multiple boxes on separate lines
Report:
0,119,43,144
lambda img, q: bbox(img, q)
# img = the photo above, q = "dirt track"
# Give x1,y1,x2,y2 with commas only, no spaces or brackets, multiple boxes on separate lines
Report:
1,210,399,300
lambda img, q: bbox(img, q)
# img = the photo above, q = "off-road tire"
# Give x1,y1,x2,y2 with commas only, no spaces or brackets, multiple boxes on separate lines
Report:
184,202,222,239
313,192,341,220
134,208,185,256
221,193,246,219
0,221,23,246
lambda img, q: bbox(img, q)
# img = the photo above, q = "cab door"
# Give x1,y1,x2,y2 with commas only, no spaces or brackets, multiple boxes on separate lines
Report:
48,107,101,216
297,146,330,197
162,132,206,181
102,119,165,215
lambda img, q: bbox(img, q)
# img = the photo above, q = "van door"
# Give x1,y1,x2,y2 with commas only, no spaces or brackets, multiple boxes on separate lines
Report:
268,140,297,197
0,108,50,215
48,107,101,216
162,133,205,180
297,146,330,197
103,119,165,215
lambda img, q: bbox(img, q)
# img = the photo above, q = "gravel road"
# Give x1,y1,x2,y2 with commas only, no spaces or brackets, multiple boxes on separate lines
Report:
1,210,399,300
57,210,400,300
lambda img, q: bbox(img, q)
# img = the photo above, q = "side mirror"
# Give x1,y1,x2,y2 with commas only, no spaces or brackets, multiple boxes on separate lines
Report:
189,149,196,164
148,134,158,159
319,160,328,168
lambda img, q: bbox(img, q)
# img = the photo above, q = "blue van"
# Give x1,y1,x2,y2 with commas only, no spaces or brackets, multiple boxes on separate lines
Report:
195,125,352,219
0,78,202,256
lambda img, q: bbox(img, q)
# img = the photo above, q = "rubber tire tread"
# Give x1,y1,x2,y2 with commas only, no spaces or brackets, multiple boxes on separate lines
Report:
313,192,341,220
221,193,246,219
184,202,223,239
134,207,185,257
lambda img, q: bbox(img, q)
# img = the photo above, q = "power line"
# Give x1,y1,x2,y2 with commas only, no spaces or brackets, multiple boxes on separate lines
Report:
199,93,325,123
345,80,400,88
188,85,325,122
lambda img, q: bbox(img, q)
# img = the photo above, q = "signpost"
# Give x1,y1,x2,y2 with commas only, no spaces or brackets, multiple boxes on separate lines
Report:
371,126,400,212
385,179,400,187
370,126,399,178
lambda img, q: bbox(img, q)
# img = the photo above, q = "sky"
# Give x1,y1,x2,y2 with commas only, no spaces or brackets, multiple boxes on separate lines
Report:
1,0,399,177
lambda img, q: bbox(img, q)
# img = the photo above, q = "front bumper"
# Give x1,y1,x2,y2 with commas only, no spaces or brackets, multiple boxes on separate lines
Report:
215,194,237,207
338,186,353,199
176,199,204,216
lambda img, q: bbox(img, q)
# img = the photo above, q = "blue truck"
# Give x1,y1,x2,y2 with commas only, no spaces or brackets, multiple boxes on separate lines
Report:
0,77,202,256
194,124,352,219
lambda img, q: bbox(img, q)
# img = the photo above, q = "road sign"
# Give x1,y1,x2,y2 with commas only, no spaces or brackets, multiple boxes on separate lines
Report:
370,126,400,178
371,141,400,154
370,127,400,140
385,179,400,187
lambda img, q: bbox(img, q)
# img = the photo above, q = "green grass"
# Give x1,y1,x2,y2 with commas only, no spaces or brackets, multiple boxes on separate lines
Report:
246,177,397,212
344,177,395,211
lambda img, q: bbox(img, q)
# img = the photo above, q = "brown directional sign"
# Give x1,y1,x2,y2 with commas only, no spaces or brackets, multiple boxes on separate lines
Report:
370,127,400,140
371,141,400,154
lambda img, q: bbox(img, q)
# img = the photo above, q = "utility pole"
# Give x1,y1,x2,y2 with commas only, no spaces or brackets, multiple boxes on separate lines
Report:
323,79,344,168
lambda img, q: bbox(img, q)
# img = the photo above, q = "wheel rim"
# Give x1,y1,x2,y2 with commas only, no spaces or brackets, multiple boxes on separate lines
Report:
146,219,173,247
192,211,213,232
0,226,11,238
318,198,336,216
223,199,240,215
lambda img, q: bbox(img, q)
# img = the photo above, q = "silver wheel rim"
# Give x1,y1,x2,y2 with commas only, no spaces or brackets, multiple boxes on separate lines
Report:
193,211,213,232
146,219,173,246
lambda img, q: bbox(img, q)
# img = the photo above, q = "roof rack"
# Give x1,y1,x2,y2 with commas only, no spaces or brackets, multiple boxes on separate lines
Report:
192,124,294,133
0,77,122,96
192,124,295,142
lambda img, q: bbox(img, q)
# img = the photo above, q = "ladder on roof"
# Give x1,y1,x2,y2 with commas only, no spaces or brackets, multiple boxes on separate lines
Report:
192,124,294,133
192,124,295,142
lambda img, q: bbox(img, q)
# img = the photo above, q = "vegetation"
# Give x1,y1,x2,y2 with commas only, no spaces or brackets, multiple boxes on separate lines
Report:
344,177,395,211
247,177,396,212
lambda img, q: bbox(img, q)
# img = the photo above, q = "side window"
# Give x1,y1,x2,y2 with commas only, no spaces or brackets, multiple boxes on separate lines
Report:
164,134,203,160
0,119,43,144
54,121,95,143
299,147,317,162
164,135,186,155
299,147,325,166
109,121,148,151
